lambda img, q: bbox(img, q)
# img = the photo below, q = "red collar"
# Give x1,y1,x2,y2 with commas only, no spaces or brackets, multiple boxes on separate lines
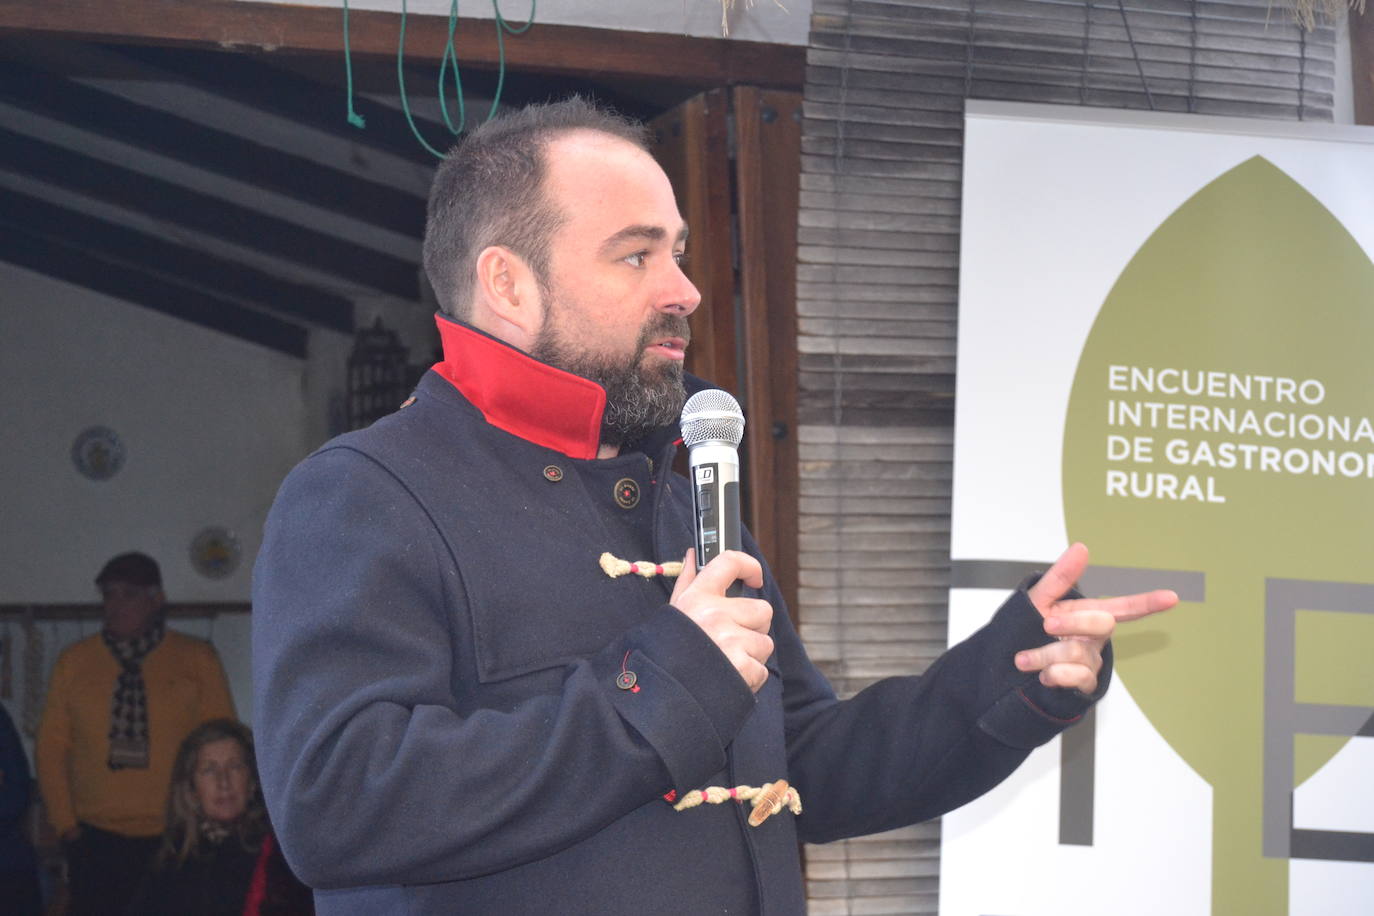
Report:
430,314,606,459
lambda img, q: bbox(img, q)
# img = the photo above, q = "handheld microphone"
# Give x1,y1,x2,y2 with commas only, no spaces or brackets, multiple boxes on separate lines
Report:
680,390,745,581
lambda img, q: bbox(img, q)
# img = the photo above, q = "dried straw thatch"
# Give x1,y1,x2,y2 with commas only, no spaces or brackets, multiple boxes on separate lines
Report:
1284,0,1365,30
717,0,789,37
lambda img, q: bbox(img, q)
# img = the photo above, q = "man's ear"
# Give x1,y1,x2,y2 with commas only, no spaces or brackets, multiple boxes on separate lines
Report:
472,245,542,347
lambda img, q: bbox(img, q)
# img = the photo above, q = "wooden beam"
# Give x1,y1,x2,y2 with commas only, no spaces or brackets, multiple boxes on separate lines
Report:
734,86,802,620
0,0,805,89
4,34,447,167
267,51,684,123
0,223,309,356
1355,5,1374,126
0,125,420,299
0,185,354,333
0,58,426,240
113,42,454,166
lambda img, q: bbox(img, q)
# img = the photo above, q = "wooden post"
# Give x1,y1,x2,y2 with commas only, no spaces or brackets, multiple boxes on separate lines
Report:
1354,4,1374,125
733,86,802,619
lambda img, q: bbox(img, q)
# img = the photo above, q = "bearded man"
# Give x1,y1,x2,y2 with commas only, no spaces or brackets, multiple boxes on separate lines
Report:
251,98,1174,915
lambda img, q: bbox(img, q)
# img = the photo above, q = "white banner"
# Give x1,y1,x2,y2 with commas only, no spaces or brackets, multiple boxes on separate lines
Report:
943,101,1374,916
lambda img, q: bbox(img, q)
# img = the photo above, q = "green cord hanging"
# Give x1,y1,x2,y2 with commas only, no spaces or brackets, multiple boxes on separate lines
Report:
342,0,366,128
396,0,451,158
437,0,467,136
489,1,535,121
341,0,538,159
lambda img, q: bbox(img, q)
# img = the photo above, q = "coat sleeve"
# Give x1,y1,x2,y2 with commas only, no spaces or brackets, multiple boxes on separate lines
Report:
0,703,31,828
763,546,1110,845
35,652,77,838
251,447,756,890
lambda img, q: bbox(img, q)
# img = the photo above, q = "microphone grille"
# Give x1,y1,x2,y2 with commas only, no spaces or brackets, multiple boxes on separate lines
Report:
681,389,745,449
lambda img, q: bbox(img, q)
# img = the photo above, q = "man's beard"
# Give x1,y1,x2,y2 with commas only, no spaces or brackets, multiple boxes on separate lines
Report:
530,311,690,448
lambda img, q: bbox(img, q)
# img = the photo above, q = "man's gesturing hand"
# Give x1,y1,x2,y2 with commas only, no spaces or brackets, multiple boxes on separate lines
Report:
670,549,774,692
1014,542,1179,695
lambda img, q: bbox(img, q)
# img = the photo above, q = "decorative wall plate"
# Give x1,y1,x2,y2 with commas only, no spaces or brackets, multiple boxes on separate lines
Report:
71,426,125,480
190,527,241,579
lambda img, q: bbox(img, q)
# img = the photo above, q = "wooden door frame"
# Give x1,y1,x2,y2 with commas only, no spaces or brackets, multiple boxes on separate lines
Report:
733,86,802,620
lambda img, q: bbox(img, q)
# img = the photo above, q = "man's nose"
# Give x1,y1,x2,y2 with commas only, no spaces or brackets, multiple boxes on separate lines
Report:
658,262,701,316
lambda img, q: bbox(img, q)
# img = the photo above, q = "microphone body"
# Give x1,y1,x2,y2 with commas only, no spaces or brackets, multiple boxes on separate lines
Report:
688,440,742,568
680,391,746,592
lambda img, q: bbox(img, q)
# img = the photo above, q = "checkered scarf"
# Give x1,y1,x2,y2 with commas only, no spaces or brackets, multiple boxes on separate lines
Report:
102,619,164,770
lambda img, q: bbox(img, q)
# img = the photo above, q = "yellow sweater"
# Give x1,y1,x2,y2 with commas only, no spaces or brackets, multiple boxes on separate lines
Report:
36,629,236,838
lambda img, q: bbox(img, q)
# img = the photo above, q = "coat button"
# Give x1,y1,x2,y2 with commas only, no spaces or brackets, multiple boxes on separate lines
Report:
616,670,638,690
543,465,564,482
613,477,640,509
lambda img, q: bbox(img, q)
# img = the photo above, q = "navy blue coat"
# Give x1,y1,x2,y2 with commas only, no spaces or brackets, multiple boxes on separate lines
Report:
252,321,1106,915
0,702,37,875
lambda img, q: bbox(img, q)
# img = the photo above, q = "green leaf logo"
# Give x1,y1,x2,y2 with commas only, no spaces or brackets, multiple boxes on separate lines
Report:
1063,156,1374,913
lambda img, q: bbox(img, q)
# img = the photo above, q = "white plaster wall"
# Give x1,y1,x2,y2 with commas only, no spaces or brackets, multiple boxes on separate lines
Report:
0,262,356,731
0,263,314,604
234,0,811,45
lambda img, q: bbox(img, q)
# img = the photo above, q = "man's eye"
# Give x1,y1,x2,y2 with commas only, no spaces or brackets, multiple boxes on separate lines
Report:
673,252,689,267
624,252,648,268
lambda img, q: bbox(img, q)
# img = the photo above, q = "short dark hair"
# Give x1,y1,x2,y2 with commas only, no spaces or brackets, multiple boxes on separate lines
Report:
422,96,650,320
95,552,161,589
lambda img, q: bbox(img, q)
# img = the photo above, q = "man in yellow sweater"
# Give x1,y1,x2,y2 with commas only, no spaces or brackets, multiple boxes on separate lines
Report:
37,552,235,915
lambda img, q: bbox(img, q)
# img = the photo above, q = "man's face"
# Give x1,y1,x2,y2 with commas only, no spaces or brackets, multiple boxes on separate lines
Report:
100,581,163,640
527,132,702,446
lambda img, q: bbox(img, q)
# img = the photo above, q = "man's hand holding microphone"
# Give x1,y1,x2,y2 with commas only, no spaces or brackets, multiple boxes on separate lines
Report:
670,548,774,693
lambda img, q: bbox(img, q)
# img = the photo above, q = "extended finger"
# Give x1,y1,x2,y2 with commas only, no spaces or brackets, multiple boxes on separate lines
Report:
1054,588,1178,623
1026,542,1090,615
1043,609,1116,640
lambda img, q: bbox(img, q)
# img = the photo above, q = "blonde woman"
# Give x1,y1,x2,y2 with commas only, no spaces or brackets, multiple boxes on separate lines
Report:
130,719,311,915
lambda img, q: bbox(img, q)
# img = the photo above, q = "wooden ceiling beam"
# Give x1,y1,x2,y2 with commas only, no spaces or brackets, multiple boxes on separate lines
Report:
113,43,454,166
263,50,684,124
0,58,426,239
0,0,805,89
2,34,447,167
0,125,420,300
0,221,308,357
118,43,678,159
0,185,355,333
